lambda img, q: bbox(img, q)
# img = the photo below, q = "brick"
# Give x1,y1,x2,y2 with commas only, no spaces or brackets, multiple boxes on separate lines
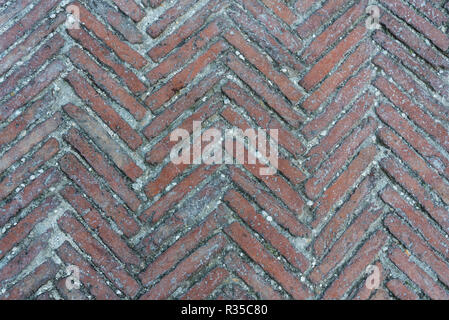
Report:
140,234,227,299
0,0,59,53
227,4,303,71
322,231,387,299
302,41,374,111
224,30,302,103
0,229,52,285
300,24,367,90
379,0,449,51
181,267,229,300
0,112,62,175
0,93,54,147
64,128,141,211
0,60,65,122
59,153,140,237
301,0,367,63
60,185,141,267
73,2,147,69
65,71,143,150
0,168,62,227
387,279,419,300
224,252,283,300
0,34,64,99
225,190,309,272
310,207,383,283
377,127,449,204
225,222,312,299
0,260,59,300
68,47,147,121
67,28,145,94
145,41,228,111
147,18,224,84
63,103,143,182
56,241,119,300
139,211,223,285
0,196,59,260
111,0,145,22
147,0,223,61
140,164,219,223
305,117,376,199
0,138,59,200
389,246,449,300
385,214,449,287
226,53,304,128
0,12,65,77
312,145,378,227
241,0,301,52
58,211,140,298
147,0,196,38
229,167,310,237
380,157,449,231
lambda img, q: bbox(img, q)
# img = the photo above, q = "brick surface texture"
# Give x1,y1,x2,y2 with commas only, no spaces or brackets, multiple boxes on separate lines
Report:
0,0,448,300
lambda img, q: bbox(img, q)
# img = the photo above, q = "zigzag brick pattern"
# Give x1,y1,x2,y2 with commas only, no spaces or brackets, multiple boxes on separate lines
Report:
0,0,448,300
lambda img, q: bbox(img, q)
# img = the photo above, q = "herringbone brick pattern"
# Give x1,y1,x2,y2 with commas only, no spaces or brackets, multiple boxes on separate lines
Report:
0,0,448,300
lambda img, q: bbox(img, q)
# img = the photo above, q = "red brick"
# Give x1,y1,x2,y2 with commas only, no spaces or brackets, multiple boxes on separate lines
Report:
63,103,143,181
229,167,310,237
58,211,140,298
147,0,223,61
377,127,449,204
310,206,383,283
145,41,228,111
147,18,224,84
0,13,65,76
0,60,65,122
225,222,312,299
65,70,143,150
312,145,378,227
301,0,367,63
64,128,141,211
380,157,449,231
56,241,119,300
305,117,376,199
0,34,64,99
0,196,59,260
224,30,302,103
0,168,62,228
322,230,387,299
73,2,147,69
67,28,145,94
147,0,196,38
224,252,283,300
140,234,227,299
226,53,304,128
111,0,145,22
0,112,62,175
386,279,419,300
181,267,229,300
225,190,309,272
140,164,219,223
241,0,301,52
59,153,140,237
0,260,59,300
389,246,449,300
227,4,303,71
302,40,373,111
0,138,59,200
385,214,449,287
0,0,59,53
60,185,141,267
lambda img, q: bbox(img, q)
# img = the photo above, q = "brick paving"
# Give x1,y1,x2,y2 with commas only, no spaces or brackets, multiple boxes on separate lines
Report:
0,0,448,300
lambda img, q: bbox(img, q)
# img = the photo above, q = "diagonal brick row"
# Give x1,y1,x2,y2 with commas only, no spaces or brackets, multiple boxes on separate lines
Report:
0,0,448,300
